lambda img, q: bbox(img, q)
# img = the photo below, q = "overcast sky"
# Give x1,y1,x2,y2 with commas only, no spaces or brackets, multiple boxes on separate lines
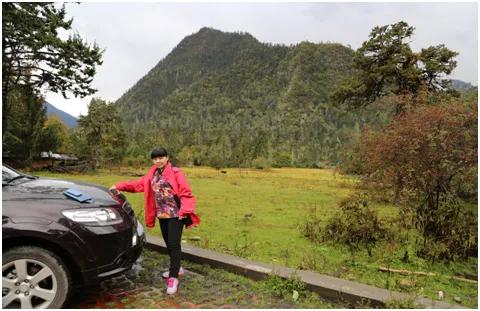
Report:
45,1,478,117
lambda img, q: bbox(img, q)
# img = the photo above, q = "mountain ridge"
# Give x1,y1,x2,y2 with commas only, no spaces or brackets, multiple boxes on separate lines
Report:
45,102,78,128
112,27,473,167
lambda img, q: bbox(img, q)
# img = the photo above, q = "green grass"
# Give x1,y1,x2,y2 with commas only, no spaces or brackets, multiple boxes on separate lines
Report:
33,166,478,308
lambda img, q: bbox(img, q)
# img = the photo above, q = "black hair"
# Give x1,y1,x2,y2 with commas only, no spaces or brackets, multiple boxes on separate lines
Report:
150,147,168,159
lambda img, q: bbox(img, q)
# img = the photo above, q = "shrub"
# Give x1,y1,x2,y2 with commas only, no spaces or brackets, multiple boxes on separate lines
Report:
322,193,392,257
452,167,477,202
297,252,327,271
351,98,477,261
299,210,323,243
412,195,478,261
384,297,419,308
262,274,306,300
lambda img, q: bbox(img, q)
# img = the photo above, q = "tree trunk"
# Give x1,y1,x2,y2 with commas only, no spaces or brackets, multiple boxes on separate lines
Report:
2,77,10,140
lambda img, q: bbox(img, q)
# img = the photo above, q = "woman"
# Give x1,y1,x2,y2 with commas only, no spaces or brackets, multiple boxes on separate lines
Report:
110,147,200,295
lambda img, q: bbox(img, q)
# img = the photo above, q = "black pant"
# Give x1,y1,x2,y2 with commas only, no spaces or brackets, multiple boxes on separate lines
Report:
159,218,184,278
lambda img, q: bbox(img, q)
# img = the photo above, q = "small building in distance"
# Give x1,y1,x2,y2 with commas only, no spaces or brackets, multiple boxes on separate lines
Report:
36,151,79,169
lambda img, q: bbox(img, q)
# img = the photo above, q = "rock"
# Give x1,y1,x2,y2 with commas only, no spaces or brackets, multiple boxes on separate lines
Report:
188,236,201,241
438,290,444,300
292,290,299,301
454,296,462,303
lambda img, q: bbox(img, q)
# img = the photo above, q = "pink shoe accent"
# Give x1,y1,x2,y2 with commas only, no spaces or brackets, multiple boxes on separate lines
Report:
166,277,179,295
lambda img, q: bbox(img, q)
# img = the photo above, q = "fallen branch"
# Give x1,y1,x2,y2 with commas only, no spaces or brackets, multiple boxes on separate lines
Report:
451,276,478,284
378,266,436,276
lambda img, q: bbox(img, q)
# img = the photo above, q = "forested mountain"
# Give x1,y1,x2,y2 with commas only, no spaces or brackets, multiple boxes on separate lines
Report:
115,27,392,167
45,102,78,128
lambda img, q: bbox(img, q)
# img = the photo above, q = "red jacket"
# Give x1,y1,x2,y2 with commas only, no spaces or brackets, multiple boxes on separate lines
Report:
115,163,200,229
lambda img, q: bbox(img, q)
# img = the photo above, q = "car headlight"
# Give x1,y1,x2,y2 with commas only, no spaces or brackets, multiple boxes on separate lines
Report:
62,208,123,226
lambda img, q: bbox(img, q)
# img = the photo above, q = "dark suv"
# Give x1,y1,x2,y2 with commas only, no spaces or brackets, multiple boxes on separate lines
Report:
2,165,145,308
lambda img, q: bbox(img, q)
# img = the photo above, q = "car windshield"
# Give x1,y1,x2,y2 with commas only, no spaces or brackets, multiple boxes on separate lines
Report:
2,165,35,184
2,166,21,182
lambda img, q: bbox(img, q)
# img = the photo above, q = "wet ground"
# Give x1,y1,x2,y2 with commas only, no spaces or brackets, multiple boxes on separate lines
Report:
68,249,342,308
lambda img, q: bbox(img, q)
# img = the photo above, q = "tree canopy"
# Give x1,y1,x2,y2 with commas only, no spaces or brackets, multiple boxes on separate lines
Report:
332,21,458,113
2,2,103,99
2,2,103,138
73,98,127,166
2,2,104,165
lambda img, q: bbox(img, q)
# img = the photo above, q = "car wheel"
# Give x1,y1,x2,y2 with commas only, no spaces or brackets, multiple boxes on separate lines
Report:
2,246,70,309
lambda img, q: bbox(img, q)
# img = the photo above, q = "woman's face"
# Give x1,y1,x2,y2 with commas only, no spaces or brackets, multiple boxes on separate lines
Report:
152,156,169,169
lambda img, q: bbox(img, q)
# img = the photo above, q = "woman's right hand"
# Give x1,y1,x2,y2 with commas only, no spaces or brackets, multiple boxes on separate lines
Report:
109,185,119,195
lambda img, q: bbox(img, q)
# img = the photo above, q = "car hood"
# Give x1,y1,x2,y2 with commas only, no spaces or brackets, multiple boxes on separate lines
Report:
2,177,118,207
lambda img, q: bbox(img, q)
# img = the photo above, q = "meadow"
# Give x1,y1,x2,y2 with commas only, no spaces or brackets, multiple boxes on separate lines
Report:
34,166,477,308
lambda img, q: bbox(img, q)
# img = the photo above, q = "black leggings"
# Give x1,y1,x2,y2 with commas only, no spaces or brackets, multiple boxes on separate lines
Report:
159,218,184,278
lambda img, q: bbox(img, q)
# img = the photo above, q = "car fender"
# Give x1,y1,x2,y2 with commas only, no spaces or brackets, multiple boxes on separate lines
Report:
2,218,96,266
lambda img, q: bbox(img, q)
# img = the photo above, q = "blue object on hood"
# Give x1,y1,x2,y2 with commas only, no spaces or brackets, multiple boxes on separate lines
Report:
63,188,93,203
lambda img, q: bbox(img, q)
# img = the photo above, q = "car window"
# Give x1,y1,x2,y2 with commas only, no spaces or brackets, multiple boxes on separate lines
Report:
2,166,21,183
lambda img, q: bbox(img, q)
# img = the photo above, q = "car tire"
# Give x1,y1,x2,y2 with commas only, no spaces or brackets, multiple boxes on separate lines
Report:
2,246,71,309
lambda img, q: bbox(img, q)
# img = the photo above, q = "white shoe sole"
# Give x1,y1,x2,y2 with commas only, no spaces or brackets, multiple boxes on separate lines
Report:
166,289,177,295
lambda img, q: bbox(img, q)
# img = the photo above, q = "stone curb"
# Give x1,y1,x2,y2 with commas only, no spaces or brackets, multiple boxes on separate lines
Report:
145,234,466,309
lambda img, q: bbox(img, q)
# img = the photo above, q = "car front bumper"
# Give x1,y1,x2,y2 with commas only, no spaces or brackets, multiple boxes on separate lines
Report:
80,221,145,284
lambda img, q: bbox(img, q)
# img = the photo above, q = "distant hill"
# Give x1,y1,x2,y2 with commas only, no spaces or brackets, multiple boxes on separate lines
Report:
45,102,78,128
451,79,476,91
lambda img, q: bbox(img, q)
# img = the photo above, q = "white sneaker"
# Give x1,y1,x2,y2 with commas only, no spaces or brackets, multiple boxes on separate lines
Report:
162,267,185,278
166,277,179,295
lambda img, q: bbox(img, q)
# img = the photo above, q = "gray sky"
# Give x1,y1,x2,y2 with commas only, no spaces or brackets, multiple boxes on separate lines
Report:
45,1,478,117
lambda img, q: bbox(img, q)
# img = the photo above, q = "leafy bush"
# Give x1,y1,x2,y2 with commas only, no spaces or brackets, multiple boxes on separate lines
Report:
412,195,478,261
452,167,477,202
297,252,327,271
321,193,392,257
349,97,477,261
299,211,323,243
384,297,419,309
262,274,306,300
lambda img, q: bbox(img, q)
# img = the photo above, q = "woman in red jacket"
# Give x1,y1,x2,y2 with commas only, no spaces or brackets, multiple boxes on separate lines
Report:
110,147,200,295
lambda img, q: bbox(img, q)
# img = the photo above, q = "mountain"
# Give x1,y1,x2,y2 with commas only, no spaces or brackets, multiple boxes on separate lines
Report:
451,79,476,91
114,28,384,167
45,102,78,128
116,27,260,123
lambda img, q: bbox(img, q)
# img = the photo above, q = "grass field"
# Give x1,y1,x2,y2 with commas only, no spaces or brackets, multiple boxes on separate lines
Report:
33,166,477,308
